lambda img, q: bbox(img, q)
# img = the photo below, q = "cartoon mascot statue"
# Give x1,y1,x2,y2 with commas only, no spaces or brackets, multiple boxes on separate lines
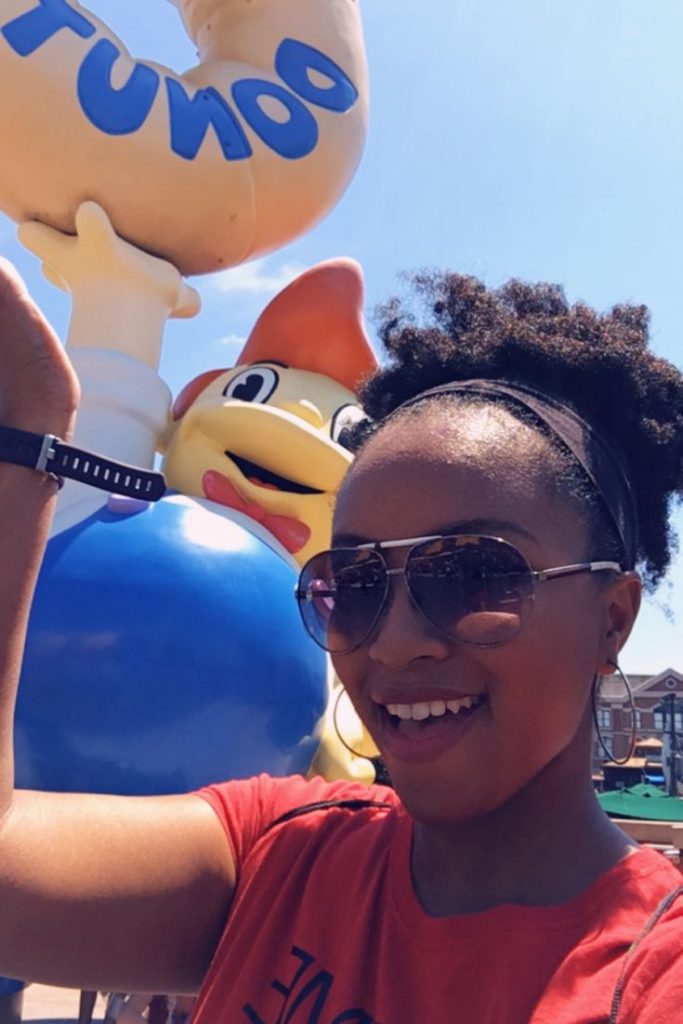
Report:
162,258,380,781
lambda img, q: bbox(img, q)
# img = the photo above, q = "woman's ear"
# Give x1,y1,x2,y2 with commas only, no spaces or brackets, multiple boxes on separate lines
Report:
597,572,642,673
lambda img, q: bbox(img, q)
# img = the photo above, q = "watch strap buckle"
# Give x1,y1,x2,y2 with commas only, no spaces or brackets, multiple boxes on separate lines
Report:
0,425,166,501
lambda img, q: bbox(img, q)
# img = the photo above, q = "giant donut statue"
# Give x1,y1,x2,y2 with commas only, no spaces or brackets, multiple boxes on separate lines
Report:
0,0,368,275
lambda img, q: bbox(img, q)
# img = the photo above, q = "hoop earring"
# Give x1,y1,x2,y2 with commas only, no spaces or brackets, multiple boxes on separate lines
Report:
333,688,376,761
332,689,392,786
592,659,637,766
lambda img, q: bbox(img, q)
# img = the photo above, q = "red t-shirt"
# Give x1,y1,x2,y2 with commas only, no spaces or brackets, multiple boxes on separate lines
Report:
193,775,683,1023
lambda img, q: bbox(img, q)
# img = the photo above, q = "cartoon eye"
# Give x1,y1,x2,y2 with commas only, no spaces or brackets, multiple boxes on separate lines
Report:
330,404,367,447
223,367,279,404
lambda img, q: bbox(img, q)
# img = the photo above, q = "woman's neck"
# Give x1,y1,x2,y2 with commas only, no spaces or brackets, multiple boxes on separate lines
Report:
410,748,636,917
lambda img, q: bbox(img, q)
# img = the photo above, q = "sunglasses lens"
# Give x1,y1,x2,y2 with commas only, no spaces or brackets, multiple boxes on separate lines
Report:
297,549,388,652
407,536,534,646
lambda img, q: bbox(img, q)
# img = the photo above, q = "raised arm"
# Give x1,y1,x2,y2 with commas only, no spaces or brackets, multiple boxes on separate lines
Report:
0,262,235,993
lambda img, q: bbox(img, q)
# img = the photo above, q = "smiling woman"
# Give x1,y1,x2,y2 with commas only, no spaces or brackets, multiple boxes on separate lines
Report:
0,266,683,1023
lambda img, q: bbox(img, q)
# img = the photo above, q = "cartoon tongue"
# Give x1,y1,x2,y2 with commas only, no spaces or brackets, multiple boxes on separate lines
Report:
202,470,311,555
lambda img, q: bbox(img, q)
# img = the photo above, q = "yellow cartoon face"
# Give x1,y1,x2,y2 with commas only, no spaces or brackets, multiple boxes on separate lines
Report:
162,362,365,564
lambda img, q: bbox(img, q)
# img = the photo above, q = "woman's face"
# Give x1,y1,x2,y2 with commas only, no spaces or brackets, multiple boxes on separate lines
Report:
331,405,632,824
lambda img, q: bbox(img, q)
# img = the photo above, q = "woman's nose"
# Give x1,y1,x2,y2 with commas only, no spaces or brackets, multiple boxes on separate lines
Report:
366,575,450,669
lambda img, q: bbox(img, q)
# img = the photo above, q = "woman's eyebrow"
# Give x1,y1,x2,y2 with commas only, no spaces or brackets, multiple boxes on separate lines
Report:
441,519,540,545
331,520,539,548
331,532,369,546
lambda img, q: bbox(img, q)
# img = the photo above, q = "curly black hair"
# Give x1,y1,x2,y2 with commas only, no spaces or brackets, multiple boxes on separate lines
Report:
344,272,683,590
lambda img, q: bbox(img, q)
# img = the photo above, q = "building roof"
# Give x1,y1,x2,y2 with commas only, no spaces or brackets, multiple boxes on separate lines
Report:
602,757,647,769
634,738,663,750
601,668,682,704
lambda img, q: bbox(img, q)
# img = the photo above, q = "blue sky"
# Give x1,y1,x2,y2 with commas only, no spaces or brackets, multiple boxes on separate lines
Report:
0,0,681,673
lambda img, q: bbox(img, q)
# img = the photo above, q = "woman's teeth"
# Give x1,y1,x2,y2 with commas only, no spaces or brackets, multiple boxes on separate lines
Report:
385,696,483,722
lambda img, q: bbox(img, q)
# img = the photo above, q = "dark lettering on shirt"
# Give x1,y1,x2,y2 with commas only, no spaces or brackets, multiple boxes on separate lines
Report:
243,945,379,1023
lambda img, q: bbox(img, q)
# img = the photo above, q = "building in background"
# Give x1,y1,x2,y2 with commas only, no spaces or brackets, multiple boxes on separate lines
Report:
594,668,683,789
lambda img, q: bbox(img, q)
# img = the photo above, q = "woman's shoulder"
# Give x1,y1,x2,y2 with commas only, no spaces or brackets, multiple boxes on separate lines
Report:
198,771,398,820
195,773,400,868
596,845,683,905
588,850,683,1024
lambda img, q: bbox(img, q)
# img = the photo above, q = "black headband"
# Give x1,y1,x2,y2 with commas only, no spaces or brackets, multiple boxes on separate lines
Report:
393,379,638,570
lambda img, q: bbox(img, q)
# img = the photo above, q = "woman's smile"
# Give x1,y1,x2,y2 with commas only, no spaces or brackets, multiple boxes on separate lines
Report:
371,693,489,763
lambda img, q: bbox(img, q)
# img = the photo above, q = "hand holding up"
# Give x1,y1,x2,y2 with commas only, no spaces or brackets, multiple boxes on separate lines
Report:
0,258,79,441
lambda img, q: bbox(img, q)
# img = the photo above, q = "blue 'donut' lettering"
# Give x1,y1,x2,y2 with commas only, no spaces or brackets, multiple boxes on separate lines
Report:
1,0,95,57
232,79,319,161
0,0,358,163
276,38,358,114
167,79,252,162
78,39,160,136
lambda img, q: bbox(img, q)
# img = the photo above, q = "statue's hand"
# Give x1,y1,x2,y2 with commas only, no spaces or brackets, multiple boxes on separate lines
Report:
0,259,80,441
19,202,200,371
19,202,201,320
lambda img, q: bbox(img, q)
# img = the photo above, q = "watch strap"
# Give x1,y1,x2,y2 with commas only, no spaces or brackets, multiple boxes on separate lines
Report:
0,425,166,501
0,424,47,471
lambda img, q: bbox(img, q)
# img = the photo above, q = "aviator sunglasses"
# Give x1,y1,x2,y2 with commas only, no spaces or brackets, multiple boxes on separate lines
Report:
295,534,622,653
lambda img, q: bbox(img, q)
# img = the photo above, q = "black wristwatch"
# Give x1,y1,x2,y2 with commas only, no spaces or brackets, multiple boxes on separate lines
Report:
0,425,166,501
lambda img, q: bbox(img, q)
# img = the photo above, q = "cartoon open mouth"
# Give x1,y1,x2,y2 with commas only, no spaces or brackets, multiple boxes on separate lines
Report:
226,452,323,495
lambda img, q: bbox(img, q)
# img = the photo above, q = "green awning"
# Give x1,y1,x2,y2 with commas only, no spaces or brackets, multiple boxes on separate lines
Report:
627,783,668,799
598,785,683,822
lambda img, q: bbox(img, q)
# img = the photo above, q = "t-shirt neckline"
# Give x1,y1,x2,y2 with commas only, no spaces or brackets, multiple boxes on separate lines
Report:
387,808,670,946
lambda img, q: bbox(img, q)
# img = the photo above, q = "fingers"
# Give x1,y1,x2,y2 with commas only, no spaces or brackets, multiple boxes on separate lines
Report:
0,258,80,438
74,201,115,247
16,224,71,294
0,257,29,300
174,281,202,319
0,256,55,337
18,220,72,263
42,265,68,292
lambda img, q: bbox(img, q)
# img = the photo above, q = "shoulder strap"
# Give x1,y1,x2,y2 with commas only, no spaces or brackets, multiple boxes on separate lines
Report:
609,885,683,1024
267,798,393,832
